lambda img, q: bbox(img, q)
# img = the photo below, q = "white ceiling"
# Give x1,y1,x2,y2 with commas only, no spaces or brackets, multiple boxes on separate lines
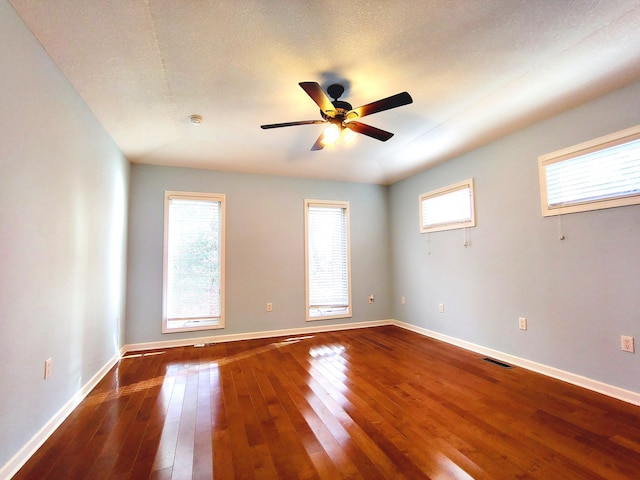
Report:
9,0,640,184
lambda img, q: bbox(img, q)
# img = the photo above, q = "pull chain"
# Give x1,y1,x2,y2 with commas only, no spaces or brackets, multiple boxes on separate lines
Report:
557,214,565,240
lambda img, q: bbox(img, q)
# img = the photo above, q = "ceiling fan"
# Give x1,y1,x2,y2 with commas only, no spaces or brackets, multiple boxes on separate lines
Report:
260,82,413,150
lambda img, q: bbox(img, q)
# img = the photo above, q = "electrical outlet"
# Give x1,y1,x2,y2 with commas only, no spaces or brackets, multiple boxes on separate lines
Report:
266,303,272,312
401,296,406,305
439,303,444,313
621,335,635,353
44,358,52,379
519,317,527,330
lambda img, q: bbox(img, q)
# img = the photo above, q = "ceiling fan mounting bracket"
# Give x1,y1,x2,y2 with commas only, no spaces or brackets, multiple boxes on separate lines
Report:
326,84,345,101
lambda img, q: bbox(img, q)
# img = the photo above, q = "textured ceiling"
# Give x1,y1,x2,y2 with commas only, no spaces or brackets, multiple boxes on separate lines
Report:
9,0,640,184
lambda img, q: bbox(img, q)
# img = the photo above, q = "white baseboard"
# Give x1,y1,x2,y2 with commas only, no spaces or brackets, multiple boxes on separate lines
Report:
392,320,640,407
123,319,394,353
5,318,637,479
2,319,392,479
0,353,121,480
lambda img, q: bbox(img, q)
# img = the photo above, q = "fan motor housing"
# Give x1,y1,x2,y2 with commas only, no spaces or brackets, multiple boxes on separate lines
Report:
321,100,354,123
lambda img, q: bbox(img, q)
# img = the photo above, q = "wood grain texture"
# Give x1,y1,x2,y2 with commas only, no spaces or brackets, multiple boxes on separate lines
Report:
13,326,640,479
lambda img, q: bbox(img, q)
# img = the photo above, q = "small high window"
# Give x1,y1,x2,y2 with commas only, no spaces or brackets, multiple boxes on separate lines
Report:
539,125,640,216
419,179,476,233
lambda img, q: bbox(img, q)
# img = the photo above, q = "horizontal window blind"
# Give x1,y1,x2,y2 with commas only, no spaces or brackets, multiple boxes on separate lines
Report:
544,138,640,208
164,193,223,331
419,179,475,233
306,202,350,319
539,125,640,216
421,186,472,227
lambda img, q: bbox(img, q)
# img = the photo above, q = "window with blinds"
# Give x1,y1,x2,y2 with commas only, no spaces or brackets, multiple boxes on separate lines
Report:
304,199,351,321
419,179,476,233
162,191,225,333
539,125,640,216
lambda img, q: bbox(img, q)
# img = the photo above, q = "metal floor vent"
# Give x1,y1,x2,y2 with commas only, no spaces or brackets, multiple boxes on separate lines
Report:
483,357,513,369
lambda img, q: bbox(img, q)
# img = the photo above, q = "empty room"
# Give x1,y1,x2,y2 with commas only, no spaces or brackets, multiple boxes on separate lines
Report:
2,1,640,479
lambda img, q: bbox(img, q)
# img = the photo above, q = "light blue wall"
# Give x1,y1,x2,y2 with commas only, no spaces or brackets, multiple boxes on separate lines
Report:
2,0,640,470
125,165,392,344
0,0,129,470
390,80,640,392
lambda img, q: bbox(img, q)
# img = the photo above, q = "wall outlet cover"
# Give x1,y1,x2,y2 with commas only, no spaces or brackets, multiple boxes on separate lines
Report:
621,335,634,353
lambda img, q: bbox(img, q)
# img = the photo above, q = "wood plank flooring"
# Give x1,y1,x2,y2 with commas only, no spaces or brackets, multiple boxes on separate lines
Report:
13,326,640,479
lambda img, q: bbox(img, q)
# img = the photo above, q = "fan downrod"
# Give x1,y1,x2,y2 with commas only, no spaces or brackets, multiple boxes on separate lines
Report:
324,84,352,117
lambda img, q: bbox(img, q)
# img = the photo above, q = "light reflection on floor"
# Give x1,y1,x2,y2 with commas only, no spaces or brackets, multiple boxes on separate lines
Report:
432,451,475,480
308,343,350,398
309,343,346,359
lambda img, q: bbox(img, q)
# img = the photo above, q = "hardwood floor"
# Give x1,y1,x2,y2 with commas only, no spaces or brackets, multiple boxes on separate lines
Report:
13,326,640,479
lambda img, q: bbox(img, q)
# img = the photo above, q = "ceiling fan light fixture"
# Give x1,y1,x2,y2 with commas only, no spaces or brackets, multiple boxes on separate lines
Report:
322,123,341,146
342,127,357,145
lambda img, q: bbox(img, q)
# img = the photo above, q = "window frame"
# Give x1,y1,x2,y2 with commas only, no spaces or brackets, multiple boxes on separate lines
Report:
304,199,352,322
539,125,640,217
419,178,476,233
162,191,226,333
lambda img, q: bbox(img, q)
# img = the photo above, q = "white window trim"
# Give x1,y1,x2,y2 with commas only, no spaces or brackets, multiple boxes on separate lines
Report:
162,191,226,333
539,124,640,217
419,178,476,233
304,199,352,322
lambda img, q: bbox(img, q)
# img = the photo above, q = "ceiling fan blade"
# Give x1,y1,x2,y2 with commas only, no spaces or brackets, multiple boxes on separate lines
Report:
299,82,335,115
349,91,413,119
346,121,394,141
310,132,325,151
261,120,325,129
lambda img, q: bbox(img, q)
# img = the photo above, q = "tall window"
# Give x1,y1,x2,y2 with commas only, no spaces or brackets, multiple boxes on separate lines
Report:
163,191,225,333
305,199,351,321
539,125,640,216
419,179,476,233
